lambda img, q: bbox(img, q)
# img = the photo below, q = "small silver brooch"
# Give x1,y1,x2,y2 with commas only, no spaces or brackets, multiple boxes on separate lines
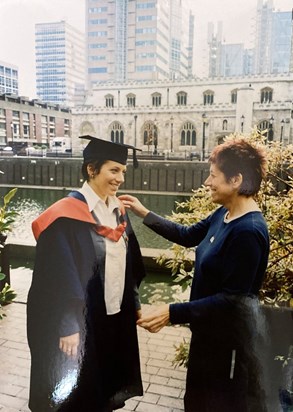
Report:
210,236,215,243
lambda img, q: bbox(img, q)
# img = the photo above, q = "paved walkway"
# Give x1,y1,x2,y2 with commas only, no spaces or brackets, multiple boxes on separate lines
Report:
0,269,191,412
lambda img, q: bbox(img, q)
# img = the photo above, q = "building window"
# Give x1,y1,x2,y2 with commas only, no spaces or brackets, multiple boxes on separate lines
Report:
203,90,214,105
89,55,106,61
12,110,20,118
258,119,274,142
88,43,107,49
261,88,273,103
222,120,228,131
180,122,196,146
110,122,124,144
88,31,107,37
105,94,114,108
177,91,187,106
136,2,156,9
89,7,107,13
143,121,158,153
41,115,48,138
231,89,237,104
127,94,136,107
88,67,107,73
152,93,161,107
23,124,30,137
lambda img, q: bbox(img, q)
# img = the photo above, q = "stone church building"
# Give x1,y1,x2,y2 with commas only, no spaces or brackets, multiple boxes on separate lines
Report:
72,74,293,159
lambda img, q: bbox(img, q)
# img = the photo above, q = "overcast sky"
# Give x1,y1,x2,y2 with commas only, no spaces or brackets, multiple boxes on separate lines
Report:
0,0,292,99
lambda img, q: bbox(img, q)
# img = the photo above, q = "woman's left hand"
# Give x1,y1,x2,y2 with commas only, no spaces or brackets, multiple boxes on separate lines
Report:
59,333,80,357
137,304,170,333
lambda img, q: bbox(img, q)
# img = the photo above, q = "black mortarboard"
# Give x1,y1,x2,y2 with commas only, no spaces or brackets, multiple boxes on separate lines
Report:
79,135,141,168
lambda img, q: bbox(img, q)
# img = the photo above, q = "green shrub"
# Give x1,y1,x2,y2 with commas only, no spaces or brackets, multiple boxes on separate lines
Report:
0,188,18,319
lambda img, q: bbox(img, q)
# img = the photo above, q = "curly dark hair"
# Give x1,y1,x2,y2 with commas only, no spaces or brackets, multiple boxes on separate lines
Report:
81,159,108,181
209,139,267,196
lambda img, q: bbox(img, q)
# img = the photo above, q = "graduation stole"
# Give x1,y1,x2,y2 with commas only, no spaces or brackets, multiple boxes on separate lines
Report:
32,192,127,242
91,207,127,242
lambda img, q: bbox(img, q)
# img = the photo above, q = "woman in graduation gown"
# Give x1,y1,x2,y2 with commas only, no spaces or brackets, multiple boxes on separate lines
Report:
27,136,145,412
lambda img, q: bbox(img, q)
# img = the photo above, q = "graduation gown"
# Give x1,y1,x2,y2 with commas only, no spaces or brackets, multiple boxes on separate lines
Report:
27,192,145,412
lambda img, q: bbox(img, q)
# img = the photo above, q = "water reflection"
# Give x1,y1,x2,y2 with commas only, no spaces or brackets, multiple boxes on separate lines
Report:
139,272,190,305
10,259,190,306
0,187,188,248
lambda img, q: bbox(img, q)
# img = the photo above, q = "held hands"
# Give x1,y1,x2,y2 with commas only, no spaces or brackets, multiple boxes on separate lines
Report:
136,304,170,333
118,195,150,218
59,332,80,357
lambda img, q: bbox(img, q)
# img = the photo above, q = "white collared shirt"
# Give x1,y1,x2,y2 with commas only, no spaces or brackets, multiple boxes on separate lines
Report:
78,181,126,315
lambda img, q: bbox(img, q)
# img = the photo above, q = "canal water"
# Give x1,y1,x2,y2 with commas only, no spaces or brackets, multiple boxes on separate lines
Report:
1,187,191,304
2,187,189,248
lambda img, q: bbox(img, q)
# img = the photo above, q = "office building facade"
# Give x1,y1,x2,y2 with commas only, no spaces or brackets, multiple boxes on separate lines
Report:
208,0,292,78
253,0,292,75
0,94,71,151
0,60,19,95
86,0,194,88
35,21,86,107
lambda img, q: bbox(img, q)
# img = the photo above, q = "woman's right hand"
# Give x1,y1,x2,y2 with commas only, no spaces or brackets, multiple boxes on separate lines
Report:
59,332,80,357
119,195,150,218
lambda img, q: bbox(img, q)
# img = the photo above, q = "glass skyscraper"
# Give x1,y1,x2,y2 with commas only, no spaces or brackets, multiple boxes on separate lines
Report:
0,60,18,95
35,21,86,107
254,0,292,74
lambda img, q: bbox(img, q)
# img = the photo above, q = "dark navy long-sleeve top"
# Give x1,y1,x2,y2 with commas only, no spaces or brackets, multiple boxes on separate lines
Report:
143,207,269,330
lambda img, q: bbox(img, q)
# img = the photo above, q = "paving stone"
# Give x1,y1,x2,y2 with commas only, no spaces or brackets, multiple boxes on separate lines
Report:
2,341,29,352
0,277,191,412
147,383,181,398
146,365,159,375
157,367,186,380
149,374,169,385
158,394,185,410
168,378,186,390
136,401,171,412
139,392,160,404
147,358,173,369
0,382,24,397
118,398,139,411
0,393,27,409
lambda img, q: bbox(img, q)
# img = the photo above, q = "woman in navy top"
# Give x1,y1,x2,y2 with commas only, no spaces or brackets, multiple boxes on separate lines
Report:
120,138,269,412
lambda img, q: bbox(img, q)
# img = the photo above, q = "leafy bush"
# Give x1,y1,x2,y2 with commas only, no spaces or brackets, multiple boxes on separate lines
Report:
0,188,18,319
0,283,17,305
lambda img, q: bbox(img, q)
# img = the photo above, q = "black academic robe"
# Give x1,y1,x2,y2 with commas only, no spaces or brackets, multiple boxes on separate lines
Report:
27,194,145,412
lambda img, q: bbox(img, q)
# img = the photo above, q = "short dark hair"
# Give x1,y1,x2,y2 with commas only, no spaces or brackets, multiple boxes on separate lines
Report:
81,159,108,181
209,139,267,196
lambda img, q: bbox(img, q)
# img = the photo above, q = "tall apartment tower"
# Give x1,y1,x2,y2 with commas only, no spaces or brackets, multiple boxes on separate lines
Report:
207,22,223,78
35,21,86,107
187,12,195,79
86,0,194,87
0,60,19,95
254,0,292,74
